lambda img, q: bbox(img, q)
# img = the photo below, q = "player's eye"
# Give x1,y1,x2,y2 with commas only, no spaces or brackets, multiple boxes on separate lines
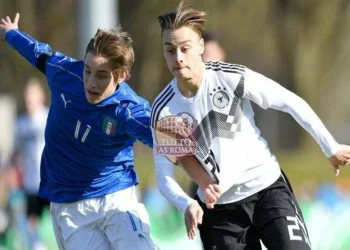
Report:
84,70,91,75
97,74,108,79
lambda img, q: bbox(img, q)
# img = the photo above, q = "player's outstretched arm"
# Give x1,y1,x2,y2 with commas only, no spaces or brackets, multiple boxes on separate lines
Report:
244,68,349,175
0,13,53,74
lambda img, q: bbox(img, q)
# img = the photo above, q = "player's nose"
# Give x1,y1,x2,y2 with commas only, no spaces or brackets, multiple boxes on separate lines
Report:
174,51,184,63
87,77,97,88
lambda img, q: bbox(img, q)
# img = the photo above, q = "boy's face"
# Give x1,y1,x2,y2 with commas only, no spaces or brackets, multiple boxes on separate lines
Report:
162,26,204,80
83,53,124,104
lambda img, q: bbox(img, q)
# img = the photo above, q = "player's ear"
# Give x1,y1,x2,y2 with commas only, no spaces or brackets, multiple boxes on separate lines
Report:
116,71,128,84
199,38,205,55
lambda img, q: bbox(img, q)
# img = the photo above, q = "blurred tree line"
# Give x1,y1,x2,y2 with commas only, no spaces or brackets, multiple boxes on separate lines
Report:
0,0,349,186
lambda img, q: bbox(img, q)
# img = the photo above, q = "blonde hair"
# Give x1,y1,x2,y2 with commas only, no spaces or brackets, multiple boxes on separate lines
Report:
85,28,135,80
157,0,207,36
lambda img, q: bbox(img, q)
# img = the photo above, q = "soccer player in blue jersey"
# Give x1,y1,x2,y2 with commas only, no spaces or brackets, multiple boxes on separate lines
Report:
1,13,158,250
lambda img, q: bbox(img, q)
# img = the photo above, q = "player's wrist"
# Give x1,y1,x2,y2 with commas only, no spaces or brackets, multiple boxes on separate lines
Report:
182,199,198,214
3,28,17,42
197,177,215,190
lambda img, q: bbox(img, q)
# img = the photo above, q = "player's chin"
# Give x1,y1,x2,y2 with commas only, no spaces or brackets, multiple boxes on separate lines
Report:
85,93,101,104
173,69,189,78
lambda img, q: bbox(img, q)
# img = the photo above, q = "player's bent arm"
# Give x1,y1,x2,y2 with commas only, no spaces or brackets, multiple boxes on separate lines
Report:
178,156,216,190
244,68,340,157
5,29,53,74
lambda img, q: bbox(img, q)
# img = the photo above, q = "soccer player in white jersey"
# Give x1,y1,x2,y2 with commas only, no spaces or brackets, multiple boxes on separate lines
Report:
151,1,350,249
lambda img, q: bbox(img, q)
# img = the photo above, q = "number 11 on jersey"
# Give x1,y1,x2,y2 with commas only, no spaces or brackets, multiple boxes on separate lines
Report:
74,120,91,143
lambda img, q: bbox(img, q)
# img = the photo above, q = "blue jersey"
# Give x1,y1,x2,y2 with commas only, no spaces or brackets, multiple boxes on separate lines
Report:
6,29,153,203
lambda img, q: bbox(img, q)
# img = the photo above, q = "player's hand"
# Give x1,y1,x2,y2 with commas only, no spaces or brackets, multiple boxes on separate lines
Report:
329,144,350,176
184,201,203,240
177,155,222,208
203,183,221,209
0,13,20,41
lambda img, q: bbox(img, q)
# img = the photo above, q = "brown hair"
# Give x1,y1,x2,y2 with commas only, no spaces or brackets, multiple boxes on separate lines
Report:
85,28,134,80
157,0,207,36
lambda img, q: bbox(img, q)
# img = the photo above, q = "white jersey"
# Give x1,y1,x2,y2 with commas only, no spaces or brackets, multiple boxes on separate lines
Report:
151,62,340,213
15,106,48,194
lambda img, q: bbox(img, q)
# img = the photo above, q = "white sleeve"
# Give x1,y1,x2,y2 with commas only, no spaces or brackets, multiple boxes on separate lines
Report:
243,68,340,158
151,128,196,213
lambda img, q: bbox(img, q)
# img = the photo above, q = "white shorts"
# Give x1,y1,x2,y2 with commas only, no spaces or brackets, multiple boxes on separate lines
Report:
50,186,159,250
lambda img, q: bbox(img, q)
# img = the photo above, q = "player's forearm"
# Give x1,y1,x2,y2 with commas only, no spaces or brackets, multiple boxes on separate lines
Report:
5,29,52,70
155,163,195,213
178,156,215,190
266,86,340,157
279,95,340,157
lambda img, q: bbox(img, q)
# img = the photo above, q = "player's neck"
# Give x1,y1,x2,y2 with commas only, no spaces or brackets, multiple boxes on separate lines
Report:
177,63,205,98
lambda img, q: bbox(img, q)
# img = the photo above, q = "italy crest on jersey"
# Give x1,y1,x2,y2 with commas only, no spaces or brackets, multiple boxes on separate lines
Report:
103,117,116,135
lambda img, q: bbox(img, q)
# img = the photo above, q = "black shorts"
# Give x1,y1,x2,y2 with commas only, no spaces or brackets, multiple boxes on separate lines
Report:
196,172,312,250
26,194,50,217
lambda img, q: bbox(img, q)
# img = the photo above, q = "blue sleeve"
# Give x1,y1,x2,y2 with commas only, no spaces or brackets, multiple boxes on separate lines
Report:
5,29,53,73
124,102,153,148
5,29,83,87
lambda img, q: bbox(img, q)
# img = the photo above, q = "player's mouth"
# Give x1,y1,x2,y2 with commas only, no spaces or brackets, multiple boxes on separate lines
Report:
174,66,187,71
87,89,100,95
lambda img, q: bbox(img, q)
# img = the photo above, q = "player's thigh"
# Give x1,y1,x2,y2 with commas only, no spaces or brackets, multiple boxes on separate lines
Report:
254,175,311,250
197,199,261,250
51,209,109,250
65,227,109,250
259,216,311,250
50,201,109,250
72,229,109,250
105,202,158,250
50,210,65,250
199,222,261,250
